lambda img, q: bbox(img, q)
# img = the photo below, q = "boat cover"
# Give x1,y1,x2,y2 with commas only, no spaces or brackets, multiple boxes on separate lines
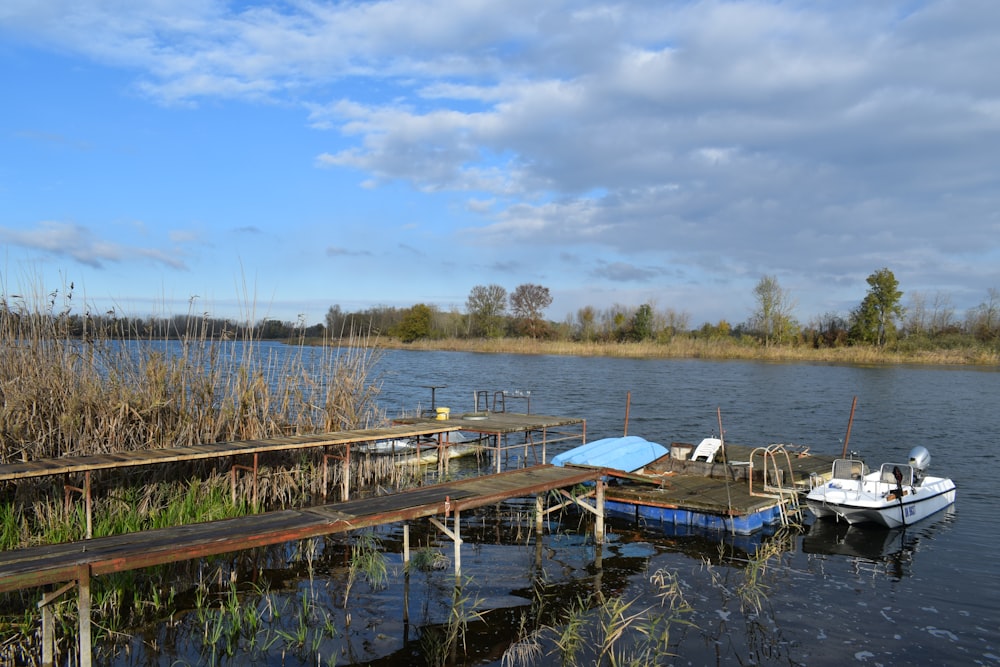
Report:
551,436,668,472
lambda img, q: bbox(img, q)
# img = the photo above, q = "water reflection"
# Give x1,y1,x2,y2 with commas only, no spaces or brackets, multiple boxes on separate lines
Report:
801,506,955,580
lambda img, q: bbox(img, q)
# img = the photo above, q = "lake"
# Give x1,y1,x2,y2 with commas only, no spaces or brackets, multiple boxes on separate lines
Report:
113,345,999,666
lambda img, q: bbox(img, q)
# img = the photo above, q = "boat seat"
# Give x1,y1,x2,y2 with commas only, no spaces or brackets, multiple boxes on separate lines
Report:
691,438,723,463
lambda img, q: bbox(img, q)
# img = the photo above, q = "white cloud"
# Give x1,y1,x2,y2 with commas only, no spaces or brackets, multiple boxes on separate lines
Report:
0,221,188,270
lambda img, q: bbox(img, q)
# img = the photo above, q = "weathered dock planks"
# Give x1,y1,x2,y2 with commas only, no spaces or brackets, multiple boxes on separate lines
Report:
0,464,603,595
0,424,463,482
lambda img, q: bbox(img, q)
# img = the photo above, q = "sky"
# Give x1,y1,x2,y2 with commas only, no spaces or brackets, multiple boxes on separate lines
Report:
1,1,999,328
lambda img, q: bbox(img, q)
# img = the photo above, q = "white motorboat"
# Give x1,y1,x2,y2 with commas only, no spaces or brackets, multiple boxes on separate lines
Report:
805,446,956,528
356,432,485,465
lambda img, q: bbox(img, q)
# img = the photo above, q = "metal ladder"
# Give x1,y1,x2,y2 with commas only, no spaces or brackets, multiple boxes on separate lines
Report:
748,443,805,527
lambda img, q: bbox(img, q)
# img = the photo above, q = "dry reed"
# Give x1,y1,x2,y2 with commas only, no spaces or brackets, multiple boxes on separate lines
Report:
0,283,391,549
381,335,999,366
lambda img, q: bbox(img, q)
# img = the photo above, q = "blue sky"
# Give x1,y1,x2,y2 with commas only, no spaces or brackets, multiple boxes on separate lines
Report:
2,1,998,328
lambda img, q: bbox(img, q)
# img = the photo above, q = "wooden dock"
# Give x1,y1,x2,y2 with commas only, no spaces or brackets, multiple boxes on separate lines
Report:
0,464,605,667
0,464,604,594
394,411,587,472
0,424,465,539
600,443,837,535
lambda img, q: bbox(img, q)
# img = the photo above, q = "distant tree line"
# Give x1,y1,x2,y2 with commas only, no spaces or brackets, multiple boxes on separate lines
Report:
0,302,325,342
322,271,1000,351
3,270,998,349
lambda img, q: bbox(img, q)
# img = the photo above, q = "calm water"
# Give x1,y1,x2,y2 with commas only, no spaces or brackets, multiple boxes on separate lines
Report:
114,346,999,666
372,350,999,666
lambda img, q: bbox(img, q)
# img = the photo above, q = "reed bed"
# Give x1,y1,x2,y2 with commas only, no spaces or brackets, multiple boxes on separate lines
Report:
0,289,412,661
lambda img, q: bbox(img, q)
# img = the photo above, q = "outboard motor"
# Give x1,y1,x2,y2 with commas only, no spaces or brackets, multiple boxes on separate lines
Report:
908,445,931,485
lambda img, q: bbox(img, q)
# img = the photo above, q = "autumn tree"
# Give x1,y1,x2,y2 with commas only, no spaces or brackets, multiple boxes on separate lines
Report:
466,284,508,338
749,275,797,346
850,268,904,347
510,283,553,338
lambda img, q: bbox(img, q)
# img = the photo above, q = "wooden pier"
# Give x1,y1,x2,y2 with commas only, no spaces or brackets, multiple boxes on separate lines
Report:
0,463,605,666
394,411,586,472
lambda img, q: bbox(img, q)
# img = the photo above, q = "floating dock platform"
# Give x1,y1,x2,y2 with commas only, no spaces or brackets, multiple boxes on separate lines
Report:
561,440,837,536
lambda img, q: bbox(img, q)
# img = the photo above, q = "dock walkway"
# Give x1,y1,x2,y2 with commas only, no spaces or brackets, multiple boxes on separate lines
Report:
0,464,603,594
0,464,605,667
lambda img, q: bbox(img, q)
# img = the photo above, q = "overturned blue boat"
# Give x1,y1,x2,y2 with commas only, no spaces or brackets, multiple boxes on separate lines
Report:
550,435,668,472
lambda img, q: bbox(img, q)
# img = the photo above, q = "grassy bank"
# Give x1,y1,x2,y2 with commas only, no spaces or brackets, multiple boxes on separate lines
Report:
372,336,1000,366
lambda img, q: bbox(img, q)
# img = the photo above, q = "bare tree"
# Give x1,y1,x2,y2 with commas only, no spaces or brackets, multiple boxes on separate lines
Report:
967,287,1000,341
510,283,553,338
750,275,797,346
576,306,596,341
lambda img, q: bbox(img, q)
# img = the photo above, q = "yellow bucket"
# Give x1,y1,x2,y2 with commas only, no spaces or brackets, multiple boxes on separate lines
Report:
435,407,450,420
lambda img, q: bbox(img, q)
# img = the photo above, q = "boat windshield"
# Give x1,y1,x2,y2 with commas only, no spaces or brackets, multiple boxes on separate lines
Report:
832,458,867,481
878,463,914,487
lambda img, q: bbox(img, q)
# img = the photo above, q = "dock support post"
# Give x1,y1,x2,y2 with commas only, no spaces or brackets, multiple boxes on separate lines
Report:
453,510,462,577
63,472,94,539
403,523,411,633
342,445,350,502
78,564,93,667
41,599,53,667
595,481,605,545
84,472,92,539
39,580,75,667
428,511,463,578
535,494,544,535
322,446,329,502
402,523,410,566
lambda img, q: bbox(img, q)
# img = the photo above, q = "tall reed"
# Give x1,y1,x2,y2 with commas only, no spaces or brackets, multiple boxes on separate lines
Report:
0,280,390,660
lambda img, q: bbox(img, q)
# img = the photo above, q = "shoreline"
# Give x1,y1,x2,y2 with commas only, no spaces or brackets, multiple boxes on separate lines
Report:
360,336,999,367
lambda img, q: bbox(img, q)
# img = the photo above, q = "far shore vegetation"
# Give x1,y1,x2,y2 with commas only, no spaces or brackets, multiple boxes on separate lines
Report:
5,267,997,366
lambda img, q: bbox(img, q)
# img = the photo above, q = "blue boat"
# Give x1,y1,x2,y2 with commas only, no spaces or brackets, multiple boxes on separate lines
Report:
550,435,668,471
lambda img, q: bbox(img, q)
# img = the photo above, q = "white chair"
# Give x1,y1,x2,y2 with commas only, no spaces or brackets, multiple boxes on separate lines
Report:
691,437,723,463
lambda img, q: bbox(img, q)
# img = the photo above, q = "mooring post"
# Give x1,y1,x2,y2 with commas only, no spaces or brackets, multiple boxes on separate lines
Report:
78,564,93,667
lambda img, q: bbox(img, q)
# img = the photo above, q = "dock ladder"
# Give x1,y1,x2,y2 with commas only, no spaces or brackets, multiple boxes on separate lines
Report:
748,444,805,527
